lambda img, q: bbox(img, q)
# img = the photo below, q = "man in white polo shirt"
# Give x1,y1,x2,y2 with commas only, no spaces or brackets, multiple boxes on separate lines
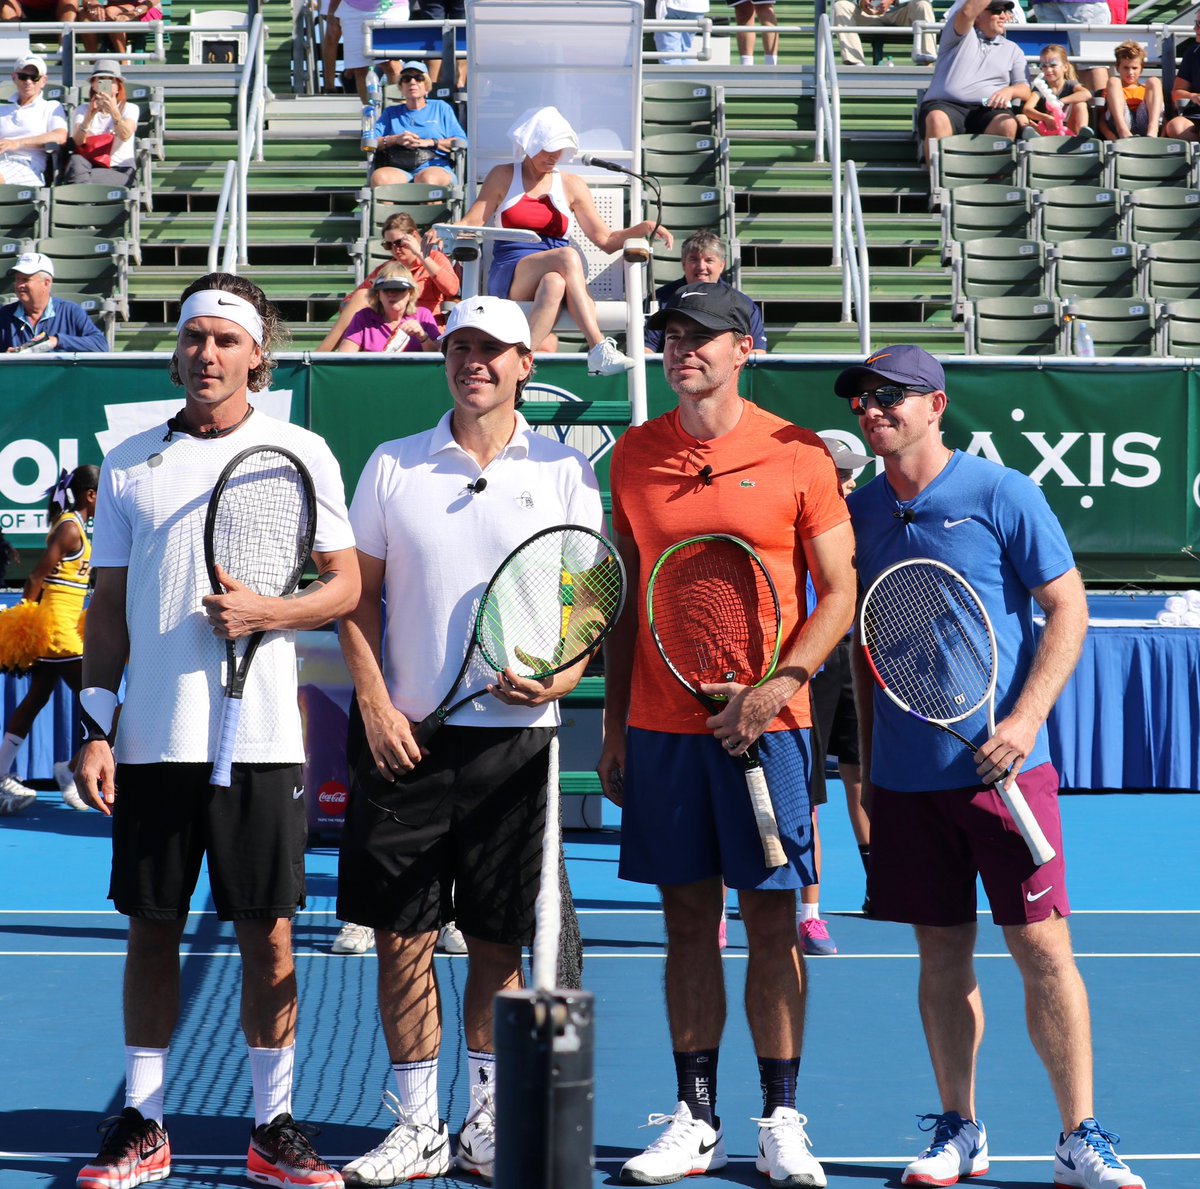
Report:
336,296,605,1186
0,54,67,186
917,0,1029,168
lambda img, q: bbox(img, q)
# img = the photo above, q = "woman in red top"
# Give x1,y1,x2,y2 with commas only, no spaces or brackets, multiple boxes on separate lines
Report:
460,106,672,376
319,211,459,351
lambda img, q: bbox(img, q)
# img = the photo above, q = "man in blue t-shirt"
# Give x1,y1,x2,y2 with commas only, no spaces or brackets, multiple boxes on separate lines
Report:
835,345,1146,1189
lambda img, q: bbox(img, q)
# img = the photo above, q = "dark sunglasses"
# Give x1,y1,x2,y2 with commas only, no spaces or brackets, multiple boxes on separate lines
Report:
847,385,934,415
13,72,41,82
400,73,425,82
382,237,408,249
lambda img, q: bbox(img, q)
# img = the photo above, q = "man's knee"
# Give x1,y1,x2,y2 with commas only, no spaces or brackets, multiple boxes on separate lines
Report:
987,112,1019,140
924,110,953,139
832,0,855,22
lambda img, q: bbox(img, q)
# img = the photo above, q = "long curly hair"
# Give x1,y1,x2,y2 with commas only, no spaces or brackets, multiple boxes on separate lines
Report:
169,272,289,392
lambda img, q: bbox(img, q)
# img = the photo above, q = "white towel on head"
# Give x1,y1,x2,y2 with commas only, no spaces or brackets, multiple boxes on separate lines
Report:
1164,595,1188,614
1157,610,1183,626
508,106,579,161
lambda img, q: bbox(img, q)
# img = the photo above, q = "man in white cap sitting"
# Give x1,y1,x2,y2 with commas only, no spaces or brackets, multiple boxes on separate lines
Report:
0,55,67,186
0,253,109,352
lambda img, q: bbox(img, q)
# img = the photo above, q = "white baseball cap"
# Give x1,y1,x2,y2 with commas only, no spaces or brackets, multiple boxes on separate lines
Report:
14,54,48,78
11,251,54,278
442,297,532,350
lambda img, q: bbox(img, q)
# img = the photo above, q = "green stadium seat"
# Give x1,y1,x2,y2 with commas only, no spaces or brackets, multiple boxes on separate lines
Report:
50,184,140,263
1144,240,1200,303
967,296,1061,355
1127,188,1200,244
658,183,725,235
944,185,1035,254
1049,239,1141,302
931,134,1019,199
1160,299,1200,357
1063,298,1157,356
952,238,1045,317
642,81,719,135
35,234,129,319
1021,134,1107,190
1110,139,1193,192
642,133,722,185
0,184,47,240
1037,185,1122,243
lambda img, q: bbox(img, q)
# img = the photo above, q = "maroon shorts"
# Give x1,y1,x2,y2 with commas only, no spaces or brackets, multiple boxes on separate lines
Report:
868,762,1069,928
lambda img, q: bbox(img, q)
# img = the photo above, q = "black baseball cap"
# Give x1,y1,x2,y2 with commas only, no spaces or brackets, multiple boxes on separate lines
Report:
833,344,946,398
645,281,753,337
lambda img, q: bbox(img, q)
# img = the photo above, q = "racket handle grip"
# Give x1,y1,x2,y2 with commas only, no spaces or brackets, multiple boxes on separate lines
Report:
995,780,1056,866
745,764,788,868
211,696,242,788
413,714,439,747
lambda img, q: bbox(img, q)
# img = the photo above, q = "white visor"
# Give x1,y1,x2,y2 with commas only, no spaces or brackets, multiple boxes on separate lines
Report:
176,289,265,346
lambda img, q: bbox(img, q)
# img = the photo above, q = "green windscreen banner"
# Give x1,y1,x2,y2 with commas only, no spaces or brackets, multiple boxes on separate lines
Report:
2,355,1197,583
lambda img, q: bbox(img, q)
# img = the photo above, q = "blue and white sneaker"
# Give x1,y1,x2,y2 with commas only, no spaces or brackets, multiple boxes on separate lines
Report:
902,1112,988,1186
1055,1118,1146,1189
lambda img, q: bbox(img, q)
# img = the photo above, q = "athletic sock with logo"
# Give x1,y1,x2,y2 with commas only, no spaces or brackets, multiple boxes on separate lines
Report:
392,1059,440,1127
466,1049,496,1096
758,1056,799,1114
125,1046,169,1126
673,1048,718,1126
248,1044,295,1127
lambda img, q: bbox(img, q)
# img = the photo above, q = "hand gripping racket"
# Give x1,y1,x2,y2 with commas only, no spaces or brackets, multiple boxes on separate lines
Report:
646,534,787,869
859,557,1056,866
204,445,317,788
414,525,627,744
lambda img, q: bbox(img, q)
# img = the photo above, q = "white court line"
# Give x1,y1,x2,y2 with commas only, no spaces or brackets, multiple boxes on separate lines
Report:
4,1150,1197,1164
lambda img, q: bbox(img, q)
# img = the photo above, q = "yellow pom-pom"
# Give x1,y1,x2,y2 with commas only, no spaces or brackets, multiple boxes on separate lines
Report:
0,601,55,672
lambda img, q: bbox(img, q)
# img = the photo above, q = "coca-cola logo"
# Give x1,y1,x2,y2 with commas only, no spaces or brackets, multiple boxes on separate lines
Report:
317,781,348,817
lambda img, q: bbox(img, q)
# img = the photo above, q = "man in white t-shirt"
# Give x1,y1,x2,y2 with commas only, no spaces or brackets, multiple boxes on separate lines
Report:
0,54,67,187
76,274,360,1189
336,296,605,1185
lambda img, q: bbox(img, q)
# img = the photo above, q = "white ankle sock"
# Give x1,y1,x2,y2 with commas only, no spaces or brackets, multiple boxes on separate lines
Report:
799,901,820,923
125,1046,169,1126
466,1049,496,1097
392,1059,440,1127
765,53,778,65
740,54,754,65
248,1044,294,1128
0,732,23,774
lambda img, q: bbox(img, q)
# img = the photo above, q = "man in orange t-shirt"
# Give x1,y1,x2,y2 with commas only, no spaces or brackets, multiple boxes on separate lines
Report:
599,283,855,1187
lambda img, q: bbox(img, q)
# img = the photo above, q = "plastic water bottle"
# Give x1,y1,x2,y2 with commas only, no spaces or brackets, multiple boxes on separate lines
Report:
361,71,379,154
1075,319,1096,358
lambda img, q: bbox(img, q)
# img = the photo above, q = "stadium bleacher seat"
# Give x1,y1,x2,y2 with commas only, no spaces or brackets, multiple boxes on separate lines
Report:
1049,239,1141,302
951,238,1045,318
642,133,722,185
966,296,1061,355
930,134,1019,199
50,185,140,263
1126,188,1200,244
944,185,1035,257
642,81,719,135
1021,135,1107,191
1110,138,1194,192
1160,299,1200,357
1144,240,1200,303
659,183,724,235
1063,297,1157,356
1038,185,1122,243
35,234,129,320
0,185,47,241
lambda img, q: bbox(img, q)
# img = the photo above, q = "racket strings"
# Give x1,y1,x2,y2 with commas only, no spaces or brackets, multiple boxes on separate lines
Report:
863,564,994,722
209,454,314,597
477,529,624,678
652,541,780,688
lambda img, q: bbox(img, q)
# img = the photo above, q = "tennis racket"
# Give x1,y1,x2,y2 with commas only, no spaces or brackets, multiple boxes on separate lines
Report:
646,535,787,869
414,525,627,745
204,445,317,788
858,557,1056,867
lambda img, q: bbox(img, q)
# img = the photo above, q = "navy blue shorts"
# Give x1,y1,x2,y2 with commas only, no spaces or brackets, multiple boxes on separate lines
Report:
618,727,816,892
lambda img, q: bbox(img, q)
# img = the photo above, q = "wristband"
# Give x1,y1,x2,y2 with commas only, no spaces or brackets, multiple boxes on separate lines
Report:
80,686,119,743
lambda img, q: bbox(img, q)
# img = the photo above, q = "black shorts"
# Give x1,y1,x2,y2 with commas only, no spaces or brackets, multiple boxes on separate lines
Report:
109,762,308,922
809,638,861,809
414,0,465,18
337,725,552,944
919,99,1007,138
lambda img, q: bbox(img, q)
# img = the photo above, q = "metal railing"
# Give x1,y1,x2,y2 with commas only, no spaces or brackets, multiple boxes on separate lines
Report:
209,159,239,274
231,12,268,269
840,160,871,353
814,13,844,266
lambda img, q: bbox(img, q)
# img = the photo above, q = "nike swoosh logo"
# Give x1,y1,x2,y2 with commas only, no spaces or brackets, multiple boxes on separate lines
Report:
677,290,708,299
699,1138,719,1155
216,297,240,306
292,787,304,800
1026,886,1053,902
944,517,974,528
458,1138,473,1157
1060,1152,1076,1170
423,1139,447,1159
969,1142,983,1158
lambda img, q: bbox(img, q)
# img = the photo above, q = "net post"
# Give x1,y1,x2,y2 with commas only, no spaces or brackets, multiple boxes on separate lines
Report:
493,988,594,1189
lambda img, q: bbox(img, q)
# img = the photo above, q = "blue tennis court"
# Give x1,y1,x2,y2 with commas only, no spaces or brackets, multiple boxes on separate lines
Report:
1,784,1195,1187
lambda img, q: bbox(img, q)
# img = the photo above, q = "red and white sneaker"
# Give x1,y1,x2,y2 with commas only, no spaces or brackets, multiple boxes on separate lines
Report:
77,1107,171,1188
248,1112,343,1187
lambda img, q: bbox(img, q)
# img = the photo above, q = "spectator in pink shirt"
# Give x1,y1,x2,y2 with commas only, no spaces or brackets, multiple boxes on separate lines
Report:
336,264,441,354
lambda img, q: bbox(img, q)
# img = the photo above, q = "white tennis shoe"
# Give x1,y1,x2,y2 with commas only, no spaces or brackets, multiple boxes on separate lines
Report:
587,337,634,376
456,1076,496,1179
1054,1118,1146,1189
0,773,36,814
620,1101,726,1185
331,923,375,955
436,921,468,954
55,761,89,810
341,1092,449,1185
753,1107,827,1187
902,1111,988,1185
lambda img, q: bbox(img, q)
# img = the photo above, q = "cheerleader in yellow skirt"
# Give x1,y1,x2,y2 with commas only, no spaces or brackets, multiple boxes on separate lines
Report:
0,466,99,814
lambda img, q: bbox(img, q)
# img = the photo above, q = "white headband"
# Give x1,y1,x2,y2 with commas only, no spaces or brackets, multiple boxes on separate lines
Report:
176,289,264,346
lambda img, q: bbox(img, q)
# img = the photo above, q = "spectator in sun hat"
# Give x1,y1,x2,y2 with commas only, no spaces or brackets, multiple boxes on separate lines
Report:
0,55,68,186
369,59,466,189
0,252,109,353
64,58,140,186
